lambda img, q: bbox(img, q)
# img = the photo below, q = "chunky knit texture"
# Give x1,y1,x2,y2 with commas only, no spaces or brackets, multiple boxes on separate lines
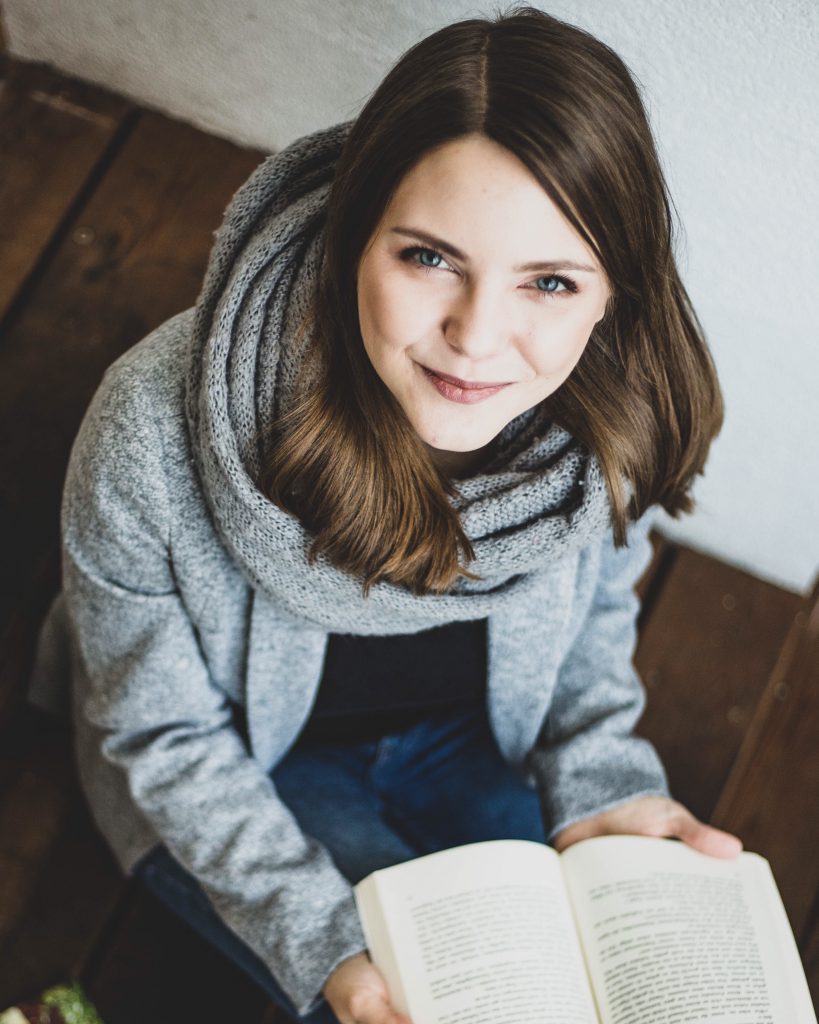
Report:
185,120,615,630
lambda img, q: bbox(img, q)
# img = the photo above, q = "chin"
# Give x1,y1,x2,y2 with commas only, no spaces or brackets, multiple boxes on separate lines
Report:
419,428,498,455
406,404,505,455
428,439,487,454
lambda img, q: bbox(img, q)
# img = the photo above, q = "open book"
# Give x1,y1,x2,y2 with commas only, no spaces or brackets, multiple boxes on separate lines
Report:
353,835,816,1024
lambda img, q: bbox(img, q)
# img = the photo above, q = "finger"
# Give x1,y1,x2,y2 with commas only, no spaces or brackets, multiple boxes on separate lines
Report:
351,989,412,1024
674,812,744,858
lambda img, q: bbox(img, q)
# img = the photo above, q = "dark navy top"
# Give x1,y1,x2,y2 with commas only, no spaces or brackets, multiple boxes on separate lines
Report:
297,617,488,743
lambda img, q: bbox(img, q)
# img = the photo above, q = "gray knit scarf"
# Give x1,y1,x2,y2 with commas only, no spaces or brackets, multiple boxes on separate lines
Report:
185,120,614,633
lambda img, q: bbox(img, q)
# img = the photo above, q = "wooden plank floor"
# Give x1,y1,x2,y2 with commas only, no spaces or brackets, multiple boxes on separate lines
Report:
1,56,817,1019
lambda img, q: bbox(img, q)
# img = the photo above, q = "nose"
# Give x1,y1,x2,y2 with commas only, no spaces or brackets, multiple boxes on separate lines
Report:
442,280,507,360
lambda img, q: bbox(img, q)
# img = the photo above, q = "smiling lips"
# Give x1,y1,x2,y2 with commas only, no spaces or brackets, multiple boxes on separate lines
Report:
421,365,511,404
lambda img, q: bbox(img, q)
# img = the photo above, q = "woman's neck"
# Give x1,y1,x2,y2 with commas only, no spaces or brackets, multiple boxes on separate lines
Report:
426,436,499,480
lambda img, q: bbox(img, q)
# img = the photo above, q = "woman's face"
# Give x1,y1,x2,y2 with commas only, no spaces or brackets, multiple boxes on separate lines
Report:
356,134,612,476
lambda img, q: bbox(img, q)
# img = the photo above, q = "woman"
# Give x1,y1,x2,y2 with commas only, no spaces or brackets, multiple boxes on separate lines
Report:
30,6,742,1024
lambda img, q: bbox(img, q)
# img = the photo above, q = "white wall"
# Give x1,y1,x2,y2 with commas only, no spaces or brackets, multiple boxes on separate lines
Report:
3,0,818,593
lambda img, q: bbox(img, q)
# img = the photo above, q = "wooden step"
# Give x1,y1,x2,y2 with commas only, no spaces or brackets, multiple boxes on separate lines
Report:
0,61,132,325
712,580,819,1004
0,72,264,705
81,884,272,1023
0,716,124,1005
634,545,803,820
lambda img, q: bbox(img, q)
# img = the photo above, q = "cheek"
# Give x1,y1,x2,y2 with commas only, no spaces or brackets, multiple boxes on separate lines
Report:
359,265,441,355
357,266,380,344
525,311,598,378
360,276,404,354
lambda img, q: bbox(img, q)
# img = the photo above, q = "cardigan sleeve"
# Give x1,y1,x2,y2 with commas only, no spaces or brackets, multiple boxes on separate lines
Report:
526,510,671,843
61,359,366,1017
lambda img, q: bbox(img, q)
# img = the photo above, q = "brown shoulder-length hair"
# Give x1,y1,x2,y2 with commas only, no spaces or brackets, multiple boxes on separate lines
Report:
261,4,723,597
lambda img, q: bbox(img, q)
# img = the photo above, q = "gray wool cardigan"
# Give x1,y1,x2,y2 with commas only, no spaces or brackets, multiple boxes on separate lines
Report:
29,307,671,1016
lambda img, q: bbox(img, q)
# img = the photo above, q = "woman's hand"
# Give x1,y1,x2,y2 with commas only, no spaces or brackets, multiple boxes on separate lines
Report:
323,951,413,1024
552,795,743,858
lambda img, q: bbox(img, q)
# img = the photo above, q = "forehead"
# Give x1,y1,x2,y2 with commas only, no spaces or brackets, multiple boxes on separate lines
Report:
380,135,599,266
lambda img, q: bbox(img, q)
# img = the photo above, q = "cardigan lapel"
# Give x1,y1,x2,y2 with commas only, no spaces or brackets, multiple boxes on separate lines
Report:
245,588,329,771
486,553,578,766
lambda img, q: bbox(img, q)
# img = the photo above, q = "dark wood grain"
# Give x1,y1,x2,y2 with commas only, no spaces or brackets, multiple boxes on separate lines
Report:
637,530,676,623
83,884,272,1024
0,61,132,325
0,783,124,1006
634,545,803,821
0,548,58,729
0,102,264,699
0,707,73,945
0,704,127,1006
711,586,819,944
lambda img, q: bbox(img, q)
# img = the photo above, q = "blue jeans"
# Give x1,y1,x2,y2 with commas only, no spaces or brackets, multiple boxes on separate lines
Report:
133,706,546,1023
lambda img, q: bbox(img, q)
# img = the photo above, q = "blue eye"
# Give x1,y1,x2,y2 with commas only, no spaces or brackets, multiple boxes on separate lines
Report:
418,249,442,268
399,245,579,301
400,246,450,271
532,275,579,299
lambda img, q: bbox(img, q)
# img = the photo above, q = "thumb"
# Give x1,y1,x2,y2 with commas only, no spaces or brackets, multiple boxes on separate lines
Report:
675,811,743,859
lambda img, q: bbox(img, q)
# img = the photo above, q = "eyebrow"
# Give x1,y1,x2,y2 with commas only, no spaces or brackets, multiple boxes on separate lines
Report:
389,226,598,274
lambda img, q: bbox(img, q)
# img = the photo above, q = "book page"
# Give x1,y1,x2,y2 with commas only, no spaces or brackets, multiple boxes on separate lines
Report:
561,835,817,1024
355,839,598,1024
